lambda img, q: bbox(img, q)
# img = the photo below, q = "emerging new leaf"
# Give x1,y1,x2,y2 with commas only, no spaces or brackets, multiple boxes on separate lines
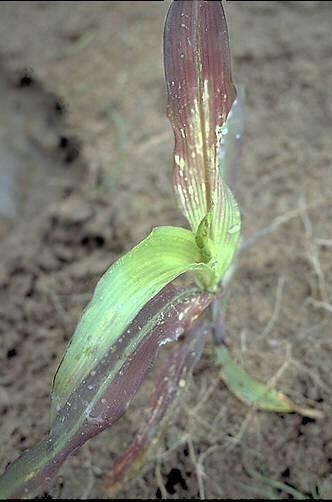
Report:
164,0,241,286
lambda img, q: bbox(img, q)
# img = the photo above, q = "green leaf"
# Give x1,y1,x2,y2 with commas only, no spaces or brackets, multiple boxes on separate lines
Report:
210,181,241,282
215,345,323,419
194,182,241,287
51,226,214,420
163,0,241,287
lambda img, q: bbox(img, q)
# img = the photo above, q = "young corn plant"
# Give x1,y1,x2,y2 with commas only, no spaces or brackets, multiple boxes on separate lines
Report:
0,1,321,499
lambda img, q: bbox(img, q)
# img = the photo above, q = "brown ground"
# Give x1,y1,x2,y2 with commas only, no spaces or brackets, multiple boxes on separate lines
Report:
0,1,331,499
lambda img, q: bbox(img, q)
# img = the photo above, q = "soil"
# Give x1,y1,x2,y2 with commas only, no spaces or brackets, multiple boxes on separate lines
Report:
0,1,331,499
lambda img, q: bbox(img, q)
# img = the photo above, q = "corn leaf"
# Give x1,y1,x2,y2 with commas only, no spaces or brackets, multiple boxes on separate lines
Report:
51,225,215,419
0,2,245,498
104,320,209,496
0,284,213,499
164,0,241,286
216,345,323,419
164,0,235,229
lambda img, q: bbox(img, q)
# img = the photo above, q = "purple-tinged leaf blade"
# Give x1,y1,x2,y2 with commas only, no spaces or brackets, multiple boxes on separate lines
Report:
0,284,212,499
51,225,214,418
164,0,236,230
218,85,245,194
103,321,209,496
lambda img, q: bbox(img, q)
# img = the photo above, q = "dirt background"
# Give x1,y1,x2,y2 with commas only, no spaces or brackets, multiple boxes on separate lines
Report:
0,1,331,499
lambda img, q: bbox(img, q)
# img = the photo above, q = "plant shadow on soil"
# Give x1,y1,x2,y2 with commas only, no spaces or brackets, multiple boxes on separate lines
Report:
0,1,332,499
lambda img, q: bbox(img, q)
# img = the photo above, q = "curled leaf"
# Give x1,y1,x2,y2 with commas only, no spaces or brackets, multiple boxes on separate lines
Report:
164,0,236,229
164,0,241,287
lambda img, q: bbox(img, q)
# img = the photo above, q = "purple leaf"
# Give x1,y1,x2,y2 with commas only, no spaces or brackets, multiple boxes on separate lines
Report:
103,320,209,496
0,283,213,499
164,0,236,230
